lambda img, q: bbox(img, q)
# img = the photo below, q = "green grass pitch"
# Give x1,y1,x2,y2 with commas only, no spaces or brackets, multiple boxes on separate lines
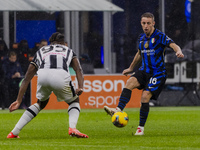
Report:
1,107,200,150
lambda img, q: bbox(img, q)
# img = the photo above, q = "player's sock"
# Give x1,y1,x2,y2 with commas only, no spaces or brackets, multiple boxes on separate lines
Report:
68,102,80,128
11,103,40,135
117,88,132,110
139,103,149,127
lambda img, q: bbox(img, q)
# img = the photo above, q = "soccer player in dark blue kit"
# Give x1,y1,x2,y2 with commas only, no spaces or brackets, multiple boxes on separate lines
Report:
104,12,184,135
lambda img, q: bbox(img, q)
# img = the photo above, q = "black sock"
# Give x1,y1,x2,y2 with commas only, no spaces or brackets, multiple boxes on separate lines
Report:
139,103,149,127
117,88,132,111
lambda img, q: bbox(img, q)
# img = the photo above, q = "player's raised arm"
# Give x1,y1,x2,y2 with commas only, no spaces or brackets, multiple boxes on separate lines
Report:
169,43,184,58
122,50,142,76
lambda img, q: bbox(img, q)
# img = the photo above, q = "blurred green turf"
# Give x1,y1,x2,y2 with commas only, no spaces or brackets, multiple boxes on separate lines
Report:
1,107,200,150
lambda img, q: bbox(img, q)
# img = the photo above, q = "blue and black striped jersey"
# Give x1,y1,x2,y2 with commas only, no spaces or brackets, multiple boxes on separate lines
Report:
138,29,174,74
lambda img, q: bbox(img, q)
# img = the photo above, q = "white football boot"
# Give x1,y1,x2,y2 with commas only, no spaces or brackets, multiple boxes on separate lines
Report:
134,126,144,135
104,106,121,116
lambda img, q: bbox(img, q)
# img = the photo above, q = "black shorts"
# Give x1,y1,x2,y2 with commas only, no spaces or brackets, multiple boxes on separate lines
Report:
131,70,166,100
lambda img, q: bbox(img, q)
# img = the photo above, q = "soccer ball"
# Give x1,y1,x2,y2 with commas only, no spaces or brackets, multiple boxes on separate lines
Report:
111,111,129,128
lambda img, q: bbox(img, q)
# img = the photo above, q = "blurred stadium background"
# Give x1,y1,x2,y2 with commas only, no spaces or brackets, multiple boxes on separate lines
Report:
0,0,200,108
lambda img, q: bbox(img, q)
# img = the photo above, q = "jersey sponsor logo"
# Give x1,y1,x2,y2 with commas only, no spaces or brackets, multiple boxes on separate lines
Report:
141,49,155,56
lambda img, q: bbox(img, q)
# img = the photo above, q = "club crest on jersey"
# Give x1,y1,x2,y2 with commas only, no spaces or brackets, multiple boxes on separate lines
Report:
151,38,155,43
144,42,149,48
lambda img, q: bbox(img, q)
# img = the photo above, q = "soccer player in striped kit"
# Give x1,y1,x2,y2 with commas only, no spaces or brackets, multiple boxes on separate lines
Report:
7,32,88,138
104,12,184,135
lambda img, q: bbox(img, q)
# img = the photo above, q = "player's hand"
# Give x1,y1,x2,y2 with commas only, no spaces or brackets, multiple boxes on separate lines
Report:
176,51,184,58
122,68,133,76
9,101,21,112
76,88,83,96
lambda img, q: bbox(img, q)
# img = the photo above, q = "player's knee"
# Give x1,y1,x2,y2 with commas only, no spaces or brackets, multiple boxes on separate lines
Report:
68,97,79,105
141,91,152,103
125,77,140,90
37,99,49,110
141,98,150,103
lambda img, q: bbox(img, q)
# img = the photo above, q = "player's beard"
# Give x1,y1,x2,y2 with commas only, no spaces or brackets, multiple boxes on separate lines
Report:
145,28,153,37
144,29,150,37
146,32,150,37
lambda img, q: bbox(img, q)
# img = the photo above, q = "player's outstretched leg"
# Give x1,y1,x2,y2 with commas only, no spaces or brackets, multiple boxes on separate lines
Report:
68,101,88,138
7,103,41,138
104,88,131,116
104,106,121,116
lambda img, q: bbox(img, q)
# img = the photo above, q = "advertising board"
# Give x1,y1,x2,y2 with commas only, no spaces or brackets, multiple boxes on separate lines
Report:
31,75,142,109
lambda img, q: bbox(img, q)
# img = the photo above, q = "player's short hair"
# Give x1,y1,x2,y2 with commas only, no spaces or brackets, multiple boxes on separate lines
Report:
49,32,65,44
141,12,155,21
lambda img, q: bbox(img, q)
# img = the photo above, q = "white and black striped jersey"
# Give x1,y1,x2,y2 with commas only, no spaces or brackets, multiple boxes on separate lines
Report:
31,44,77,72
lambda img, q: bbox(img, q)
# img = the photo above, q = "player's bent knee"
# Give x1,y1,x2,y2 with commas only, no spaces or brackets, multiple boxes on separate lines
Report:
141,91,152,103
37,99,49,110
125,77,140,90
67,97,80,105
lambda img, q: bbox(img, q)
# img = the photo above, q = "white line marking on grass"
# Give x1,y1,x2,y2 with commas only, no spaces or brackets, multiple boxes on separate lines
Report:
1,142,129,148
140,146,200,150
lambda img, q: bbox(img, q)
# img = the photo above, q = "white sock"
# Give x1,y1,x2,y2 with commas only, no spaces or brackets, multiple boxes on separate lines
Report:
68,102,80,129
12,103,40,135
